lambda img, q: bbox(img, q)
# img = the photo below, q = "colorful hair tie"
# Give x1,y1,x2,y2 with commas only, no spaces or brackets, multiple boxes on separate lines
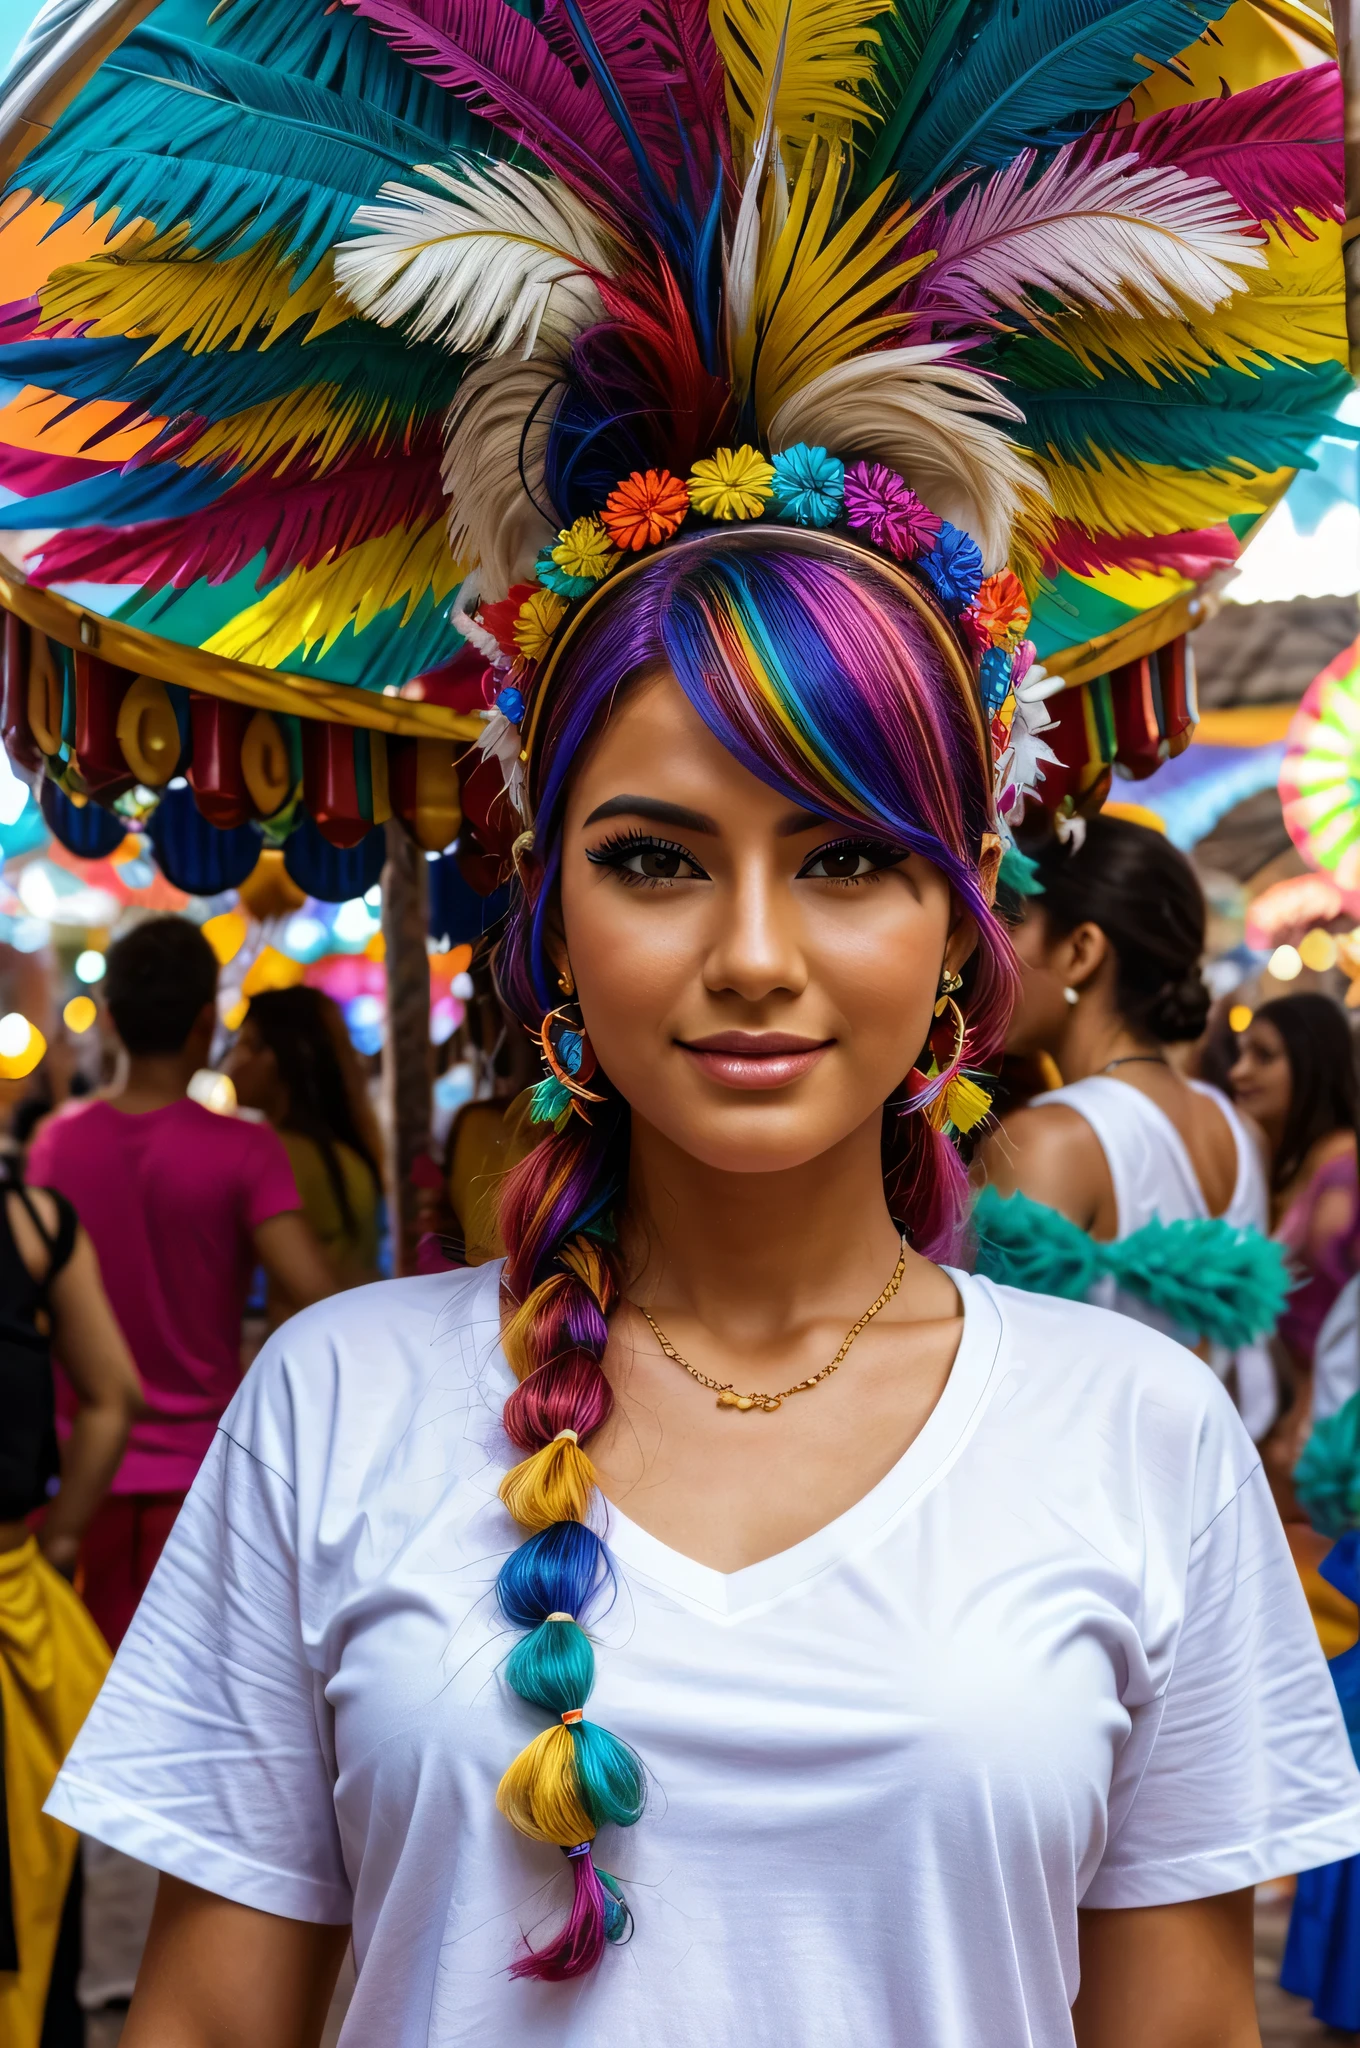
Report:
561,1707,585,1726
546,1611,574,1623
564,1842,594,1860
553,1428,580,1445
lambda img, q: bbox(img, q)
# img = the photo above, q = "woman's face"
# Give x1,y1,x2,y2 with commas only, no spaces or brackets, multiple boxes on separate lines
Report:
223,1018,283,1119
1003,904,1078,1056
553,670,983,1178
1228,1018,1291,1129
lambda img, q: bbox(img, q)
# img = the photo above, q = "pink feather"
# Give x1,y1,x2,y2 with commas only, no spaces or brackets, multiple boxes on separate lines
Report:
539,0,728,190
1092,67,1344,236
29,446,445,591
0,445,116,494
1045,522,1241,581
340,0,635,208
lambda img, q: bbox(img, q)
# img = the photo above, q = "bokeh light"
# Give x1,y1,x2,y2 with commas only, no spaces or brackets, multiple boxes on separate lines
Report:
0,1014,45,1078
63,996,97,1034
74,949,106,984
1298,928,1338,973
1228,1004,1253,1034
1268,945,1302,982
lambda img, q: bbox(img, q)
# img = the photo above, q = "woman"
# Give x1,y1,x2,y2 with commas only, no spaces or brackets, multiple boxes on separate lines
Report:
46,535,1360,2047
975,818,1280,1438
225,987,383,1300
1,1173,141,2047
1230,995,1360,1377
24,0,1359,2033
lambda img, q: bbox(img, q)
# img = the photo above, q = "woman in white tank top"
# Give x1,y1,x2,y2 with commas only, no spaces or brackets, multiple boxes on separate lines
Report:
976,817,1281,1440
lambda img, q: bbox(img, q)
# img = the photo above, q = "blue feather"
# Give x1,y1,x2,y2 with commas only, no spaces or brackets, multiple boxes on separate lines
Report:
893,0,1236,194
0,461,234,533
204,0,479,137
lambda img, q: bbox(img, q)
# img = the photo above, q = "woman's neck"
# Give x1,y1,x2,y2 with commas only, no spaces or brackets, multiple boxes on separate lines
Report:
1051,1001,1166,1086
623,1109,913,1338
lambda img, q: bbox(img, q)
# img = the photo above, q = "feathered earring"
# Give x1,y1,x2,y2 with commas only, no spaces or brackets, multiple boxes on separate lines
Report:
530,967,606,1131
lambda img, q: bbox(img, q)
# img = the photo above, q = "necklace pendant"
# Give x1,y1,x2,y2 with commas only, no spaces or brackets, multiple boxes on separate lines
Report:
717,1390,757,1410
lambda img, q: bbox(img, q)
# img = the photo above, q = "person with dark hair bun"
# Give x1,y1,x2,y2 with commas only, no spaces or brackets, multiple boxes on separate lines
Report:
976,816,1279,1439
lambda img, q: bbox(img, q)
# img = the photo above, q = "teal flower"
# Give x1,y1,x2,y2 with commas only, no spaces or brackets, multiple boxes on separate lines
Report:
770,444,844,528
534,550,594,600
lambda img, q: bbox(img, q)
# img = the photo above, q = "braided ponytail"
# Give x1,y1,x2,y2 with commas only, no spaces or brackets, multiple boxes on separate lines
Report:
493,1092,646,1980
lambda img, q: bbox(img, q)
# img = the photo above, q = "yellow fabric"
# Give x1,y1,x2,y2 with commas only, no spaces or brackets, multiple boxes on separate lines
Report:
0,1539,109,2048
446,1095,538,1266
280,1132,380,1291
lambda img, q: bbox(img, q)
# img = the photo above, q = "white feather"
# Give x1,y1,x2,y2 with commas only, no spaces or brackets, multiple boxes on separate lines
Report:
916,145,1266,330
336,159,615,358
725,4,791,376
768,344,1042,571
477,706,527,818
442,356,560,603
997,693,1061,822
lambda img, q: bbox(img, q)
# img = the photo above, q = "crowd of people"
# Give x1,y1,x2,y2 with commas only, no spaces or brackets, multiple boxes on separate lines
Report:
4,810,1360,2040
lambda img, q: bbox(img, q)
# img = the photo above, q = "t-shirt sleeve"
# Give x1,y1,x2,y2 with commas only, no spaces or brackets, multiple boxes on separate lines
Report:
240,1119,302,1232
1085,1454,1360,1908
45,1360,351,1923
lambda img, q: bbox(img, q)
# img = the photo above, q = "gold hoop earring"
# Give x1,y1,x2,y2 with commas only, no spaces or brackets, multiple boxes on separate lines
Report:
910,995,992,1137
530,1003,605,1131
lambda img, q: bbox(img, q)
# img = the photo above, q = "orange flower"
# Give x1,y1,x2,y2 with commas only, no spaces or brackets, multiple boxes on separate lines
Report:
973,569,1031,646
601,469,690,552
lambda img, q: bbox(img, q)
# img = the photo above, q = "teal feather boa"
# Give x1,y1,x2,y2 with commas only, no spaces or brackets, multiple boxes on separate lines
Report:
972,1185,1291,1349
1296,1396,1360,1541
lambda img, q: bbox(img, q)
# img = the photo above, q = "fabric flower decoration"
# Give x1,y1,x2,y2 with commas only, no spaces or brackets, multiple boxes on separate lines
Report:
553,516,619,584
973,569,1031,647
688,445,775,522
481,583,537,659
919,521,984,611
956,605,991,661
1011,639,1037,692
842,462,942,560
602,469,690,552
535,549,594,599
770,444,844,527
513,588,569,663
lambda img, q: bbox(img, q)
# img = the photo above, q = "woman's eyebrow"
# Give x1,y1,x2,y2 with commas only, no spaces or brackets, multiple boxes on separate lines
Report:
777,807,840,837
582,795,718,832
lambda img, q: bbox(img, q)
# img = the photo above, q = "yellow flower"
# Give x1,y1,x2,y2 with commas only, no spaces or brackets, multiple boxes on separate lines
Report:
687,445,775,522
552,516,620,584
513,587,569,663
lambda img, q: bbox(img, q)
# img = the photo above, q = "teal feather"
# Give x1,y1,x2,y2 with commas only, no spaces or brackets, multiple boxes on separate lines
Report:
892,0,1235,195
1001,345,1358,478
204,0,485,137
998,844,1044,897
972,1186,1291,1348
0,327,465,442
531,1075,575,1126
13,28,456,269
1295,1394,1360,1541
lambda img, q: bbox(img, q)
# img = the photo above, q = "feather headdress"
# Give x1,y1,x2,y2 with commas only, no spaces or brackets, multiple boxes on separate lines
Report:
0,0,1349,848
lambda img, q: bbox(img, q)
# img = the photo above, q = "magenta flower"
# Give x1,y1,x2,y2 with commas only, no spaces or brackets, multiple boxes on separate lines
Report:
842,462,943,560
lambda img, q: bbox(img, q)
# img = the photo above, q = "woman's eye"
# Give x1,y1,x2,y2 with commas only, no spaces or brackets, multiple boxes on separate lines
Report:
801,840,901,881
586,834,707,884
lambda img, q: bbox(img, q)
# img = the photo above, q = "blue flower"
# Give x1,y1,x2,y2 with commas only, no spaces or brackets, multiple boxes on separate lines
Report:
770,444,844,528
534,549,594,599
979,647,1013,717
495,684,525,724
920,522,984,612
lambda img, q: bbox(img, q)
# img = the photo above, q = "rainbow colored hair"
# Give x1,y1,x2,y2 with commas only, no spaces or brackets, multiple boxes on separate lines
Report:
491,535,1016,1979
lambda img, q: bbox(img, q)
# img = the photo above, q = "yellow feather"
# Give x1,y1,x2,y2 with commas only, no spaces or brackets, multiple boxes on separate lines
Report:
1035,449,1293,535
710,0,882,174
1047,218,1345,386
749,137,925,422
1063,562,1193,608
39,233,347,358
202,523,461,665
185,385,414,479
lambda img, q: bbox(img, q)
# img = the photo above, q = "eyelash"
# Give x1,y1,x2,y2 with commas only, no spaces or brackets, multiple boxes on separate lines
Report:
585,830,709,888
584,829,906,890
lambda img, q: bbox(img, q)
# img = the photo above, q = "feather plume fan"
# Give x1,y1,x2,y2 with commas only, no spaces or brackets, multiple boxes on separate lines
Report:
0,0,1348,694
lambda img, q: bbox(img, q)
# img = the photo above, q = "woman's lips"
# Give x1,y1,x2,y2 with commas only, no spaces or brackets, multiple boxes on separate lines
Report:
678,1032,832,1090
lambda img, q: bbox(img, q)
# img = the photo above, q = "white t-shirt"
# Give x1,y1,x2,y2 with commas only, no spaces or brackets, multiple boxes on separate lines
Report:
48,1265,1360,2046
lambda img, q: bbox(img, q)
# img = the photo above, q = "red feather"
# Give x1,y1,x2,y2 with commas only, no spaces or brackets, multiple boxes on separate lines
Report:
1045,521,1240,581
1093,67,1343,236
30,444,445,591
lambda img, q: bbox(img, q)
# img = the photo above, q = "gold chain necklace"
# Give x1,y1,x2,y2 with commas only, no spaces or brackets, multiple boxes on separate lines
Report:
633,1238,908,1413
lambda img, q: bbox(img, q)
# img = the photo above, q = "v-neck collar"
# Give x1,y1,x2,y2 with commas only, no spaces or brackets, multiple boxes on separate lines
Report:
476,1262,1005,1624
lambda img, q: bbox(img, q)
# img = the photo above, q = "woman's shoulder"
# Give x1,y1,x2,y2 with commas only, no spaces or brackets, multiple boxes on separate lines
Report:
970,1277,1258,1524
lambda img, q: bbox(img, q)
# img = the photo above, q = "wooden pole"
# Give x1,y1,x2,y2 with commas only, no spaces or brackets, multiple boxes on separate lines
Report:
380,819,431,1276
1334,0,1360,375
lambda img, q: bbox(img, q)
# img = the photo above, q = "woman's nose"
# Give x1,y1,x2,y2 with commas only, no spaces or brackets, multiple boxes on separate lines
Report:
703,858,808,1002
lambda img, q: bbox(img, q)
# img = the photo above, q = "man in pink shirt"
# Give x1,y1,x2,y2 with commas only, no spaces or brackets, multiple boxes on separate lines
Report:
28,916,335,1645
